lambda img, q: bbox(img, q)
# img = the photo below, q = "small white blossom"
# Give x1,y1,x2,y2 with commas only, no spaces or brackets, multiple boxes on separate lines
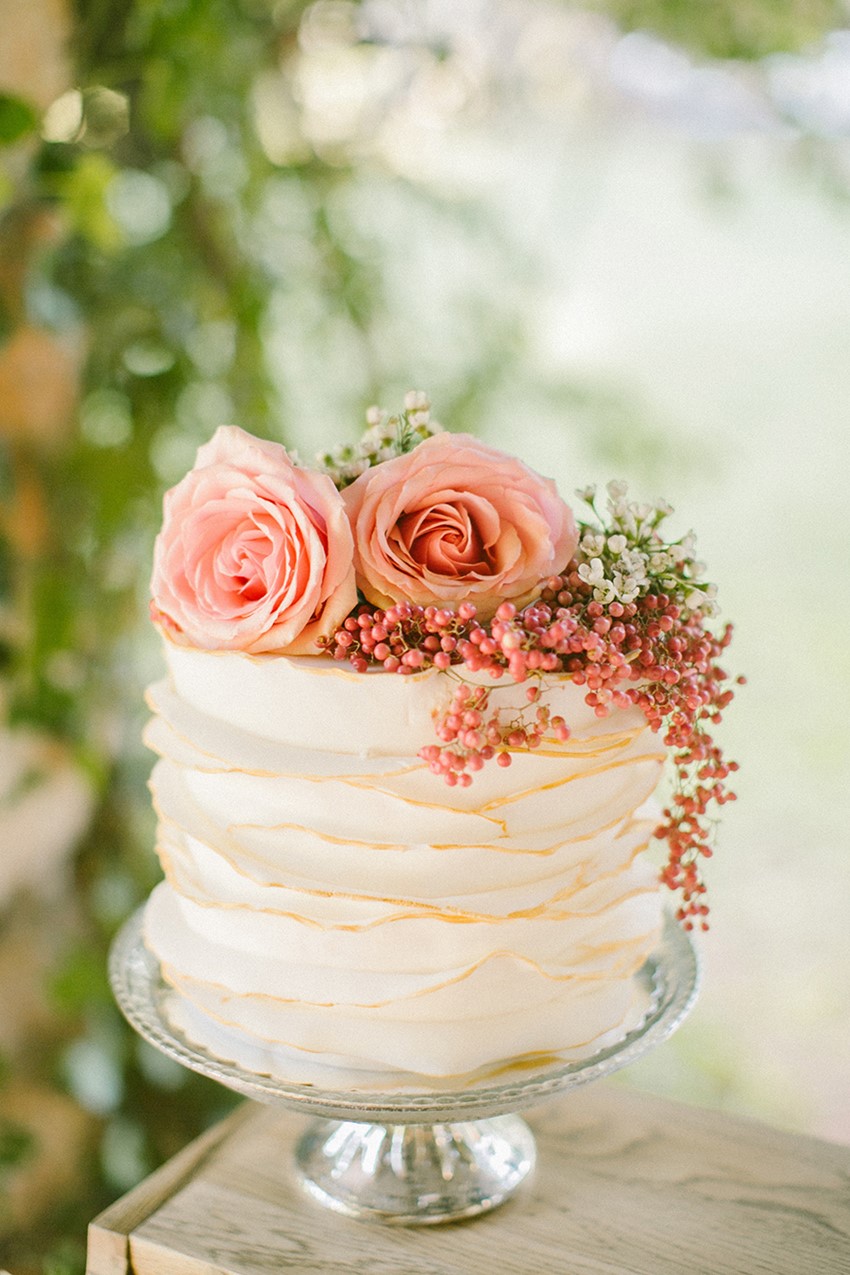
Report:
578,557,606,587
613,570,635,601
581,532,606,557
320,396,443,486
576,484,597,504
404,389,429,411
574,479,722,616
617,506,638,538
618,548,649,579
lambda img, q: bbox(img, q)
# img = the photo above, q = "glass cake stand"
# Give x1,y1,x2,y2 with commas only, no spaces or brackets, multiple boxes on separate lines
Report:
109,909,698,1225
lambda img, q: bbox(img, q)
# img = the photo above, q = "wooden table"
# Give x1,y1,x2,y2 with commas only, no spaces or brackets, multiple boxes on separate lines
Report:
86,1083,850,1275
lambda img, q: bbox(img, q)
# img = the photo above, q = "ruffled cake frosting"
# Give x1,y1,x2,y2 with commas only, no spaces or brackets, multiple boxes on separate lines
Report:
143,638,667,1087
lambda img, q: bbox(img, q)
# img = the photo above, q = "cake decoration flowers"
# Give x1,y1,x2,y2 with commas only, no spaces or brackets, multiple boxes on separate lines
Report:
150,424,356,655
342,431,578,619
320,395,740,930
150,394,739,928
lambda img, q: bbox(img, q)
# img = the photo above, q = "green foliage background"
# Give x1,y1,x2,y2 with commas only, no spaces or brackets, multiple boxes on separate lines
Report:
0,0,844,1269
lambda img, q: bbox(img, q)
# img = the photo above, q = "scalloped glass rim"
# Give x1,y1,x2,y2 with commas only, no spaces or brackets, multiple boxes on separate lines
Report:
109,909,699,1124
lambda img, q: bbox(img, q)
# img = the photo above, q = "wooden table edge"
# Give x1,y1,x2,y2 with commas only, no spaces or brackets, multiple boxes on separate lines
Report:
85,1104,256,1275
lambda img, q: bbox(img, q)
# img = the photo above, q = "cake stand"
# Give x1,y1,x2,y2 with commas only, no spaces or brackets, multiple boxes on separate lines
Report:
109,910,698,1225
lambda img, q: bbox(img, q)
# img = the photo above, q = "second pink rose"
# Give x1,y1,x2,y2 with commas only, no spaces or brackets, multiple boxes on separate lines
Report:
342,432,578,620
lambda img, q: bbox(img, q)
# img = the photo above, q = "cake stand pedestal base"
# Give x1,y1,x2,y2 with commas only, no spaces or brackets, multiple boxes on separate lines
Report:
294,1114,536,1223
109,910,700,1226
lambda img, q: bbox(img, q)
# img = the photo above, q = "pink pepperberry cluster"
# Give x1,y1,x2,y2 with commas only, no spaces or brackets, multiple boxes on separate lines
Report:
322,564,739,927
417,678,571,786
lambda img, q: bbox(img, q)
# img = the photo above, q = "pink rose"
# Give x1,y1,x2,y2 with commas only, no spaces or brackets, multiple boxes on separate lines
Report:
151,426,357,654
342,433,578,618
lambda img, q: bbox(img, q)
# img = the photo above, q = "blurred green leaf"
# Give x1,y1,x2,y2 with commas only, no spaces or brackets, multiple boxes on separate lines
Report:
49,152,123,251
0,93,39,145
591,0,844,59
0,535,11,604
49,943,112,1014
0,167,14,210
0,1119,36,1172
43,1239,87,1275
78,87,130,149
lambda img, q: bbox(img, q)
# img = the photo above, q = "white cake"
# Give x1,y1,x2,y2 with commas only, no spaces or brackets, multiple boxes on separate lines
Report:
142,635,666,1088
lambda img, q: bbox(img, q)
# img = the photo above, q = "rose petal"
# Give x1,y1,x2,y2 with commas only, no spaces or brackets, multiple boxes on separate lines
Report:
151,425,356,653
343,432,578,618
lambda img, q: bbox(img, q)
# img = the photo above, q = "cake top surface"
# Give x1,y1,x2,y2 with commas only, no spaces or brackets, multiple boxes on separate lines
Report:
148,392,740,928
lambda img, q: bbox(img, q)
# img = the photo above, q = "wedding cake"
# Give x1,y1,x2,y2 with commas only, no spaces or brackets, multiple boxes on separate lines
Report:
142,397,734,1087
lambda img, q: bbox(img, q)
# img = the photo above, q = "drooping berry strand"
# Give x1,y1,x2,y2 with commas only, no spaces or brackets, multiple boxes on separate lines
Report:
319,486,739,928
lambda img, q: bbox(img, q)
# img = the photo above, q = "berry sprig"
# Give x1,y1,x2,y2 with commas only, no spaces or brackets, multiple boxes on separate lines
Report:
321,483,740,928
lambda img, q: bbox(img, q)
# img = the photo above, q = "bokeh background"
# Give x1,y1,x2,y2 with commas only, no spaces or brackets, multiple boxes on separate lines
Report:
1,1,849,1269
